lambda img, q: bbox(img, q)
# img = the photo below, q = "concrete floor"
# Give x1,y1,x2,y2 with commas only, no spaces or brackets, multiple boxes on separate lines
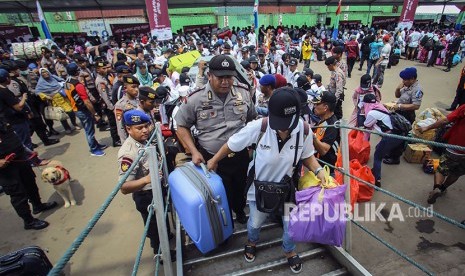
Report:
1,57,464,276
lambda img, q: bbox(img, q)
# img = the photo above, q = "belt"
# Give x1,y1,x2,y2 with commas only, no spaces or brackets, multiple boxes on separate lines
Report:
135,189,152,195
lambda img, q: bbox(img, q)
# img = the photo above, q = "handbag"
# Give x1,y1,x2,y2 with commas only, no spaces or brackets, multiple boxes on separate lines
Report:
254,176,292,215
44,106,69,121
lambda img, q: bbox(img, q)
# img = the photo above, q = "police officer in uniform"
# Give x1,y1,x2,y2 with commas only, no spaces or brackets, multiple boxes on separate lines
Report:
95,61,121,147
115,76,140,143
383,67,423,165
175,55,257,224
325,56,346,120
0,119,57,230
136,86,158,125
118,110,175,260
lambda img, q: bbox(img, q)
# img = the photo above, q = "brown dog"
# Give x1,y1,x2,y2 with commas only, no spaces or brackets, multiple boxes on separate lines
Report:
41,161,76,208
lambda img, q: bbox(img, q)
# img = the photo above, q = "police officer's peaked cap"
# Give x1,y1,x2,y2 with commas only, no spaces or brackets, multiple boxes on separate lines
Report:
139,86,158,100
116,65,132,74
123,110,150,126
209,55,237,77
123,75,140,85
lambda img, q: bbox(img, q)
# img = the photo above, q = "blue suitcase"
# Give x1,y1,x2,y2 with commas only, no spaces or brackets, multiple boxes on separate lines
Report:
168,162,233,254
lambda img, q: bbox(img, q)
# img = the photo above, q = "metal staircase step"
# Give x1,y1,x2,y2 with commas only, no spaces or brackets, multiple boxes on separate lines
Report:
183,238,282,266
226,247,326,276
321,268,349,276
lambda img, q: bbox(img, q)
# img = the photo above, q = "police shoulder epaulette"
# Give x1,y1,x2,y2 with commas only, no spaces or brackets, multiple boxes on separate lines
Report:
233,82,249,90
188,86,204,97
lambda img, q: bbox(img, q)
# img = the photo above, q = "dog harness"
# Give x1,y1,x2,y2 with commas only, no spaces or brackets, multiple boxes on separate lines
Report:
53,166,71,185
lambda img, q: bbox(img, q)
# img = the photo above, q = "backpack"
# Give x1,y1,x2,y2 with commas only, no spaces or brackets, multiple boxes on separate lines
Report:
419,35,430,47
373,109,412,135
64,79,86,111
424,39,433,51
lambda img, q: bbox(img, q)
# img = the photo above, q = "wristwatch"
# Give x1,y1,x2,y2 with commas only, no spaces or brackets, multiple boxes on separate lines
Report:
314,167,324,176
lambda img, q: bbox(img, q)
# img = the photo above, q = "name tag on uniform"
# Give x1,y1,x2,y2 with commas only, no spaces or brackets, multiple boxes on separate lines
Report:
233,101,245,106
202,105,213,110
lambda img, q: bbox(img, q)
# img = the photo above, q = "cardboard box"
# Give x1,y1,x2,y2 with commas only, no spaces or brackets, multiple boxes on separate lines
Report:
404,143,432,163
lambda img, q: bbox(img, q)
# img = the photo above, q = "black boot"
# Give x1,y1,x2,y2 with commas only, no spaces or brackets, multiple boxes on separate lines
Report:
44,139,60,146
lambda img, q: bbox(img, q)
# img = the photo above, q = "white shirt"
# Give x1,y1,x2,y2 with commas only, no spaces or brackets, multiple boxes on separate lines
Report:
408,31,421,47
248,32,256,46
380,43,392,66
364,109,393,133
227,119,315,201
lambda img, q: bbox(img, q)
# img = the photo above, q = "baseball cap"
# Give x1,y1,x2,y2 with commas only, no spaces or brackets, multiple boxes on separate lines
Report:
179,72,190,86
303,68,314,77
274,74,288,88
399,67,417,80
151,69,162,79
360,74,372,90
289,59,298,66
311,91,337,105
223,43,231,50
138,86,157,100
363,93,377,103
57,52,66,59
66,63,79,76
296,75,310,89
155,86,170,99
123,110,150,126
257,48,266,55
248,55,258,63
28,63,38,70
241,46,249,52
208,55,237,77
268,87,301,131
240,60,251,70
259,74,276,87
123,75,140,85
313,74,322,83
0,69,9,83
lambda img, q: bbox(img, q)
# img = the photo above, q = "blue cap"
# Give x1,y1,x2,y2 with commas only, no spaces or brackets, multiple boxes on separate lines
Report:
399,67,417,80
123,110,151,126
28,63,38,70
259,74,276,88
0,69,9,83
66,63,79,76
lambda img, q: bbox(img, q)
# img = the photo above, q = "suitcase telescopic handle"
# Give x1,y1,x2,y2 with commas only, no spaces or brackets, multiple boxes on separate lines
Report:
199,163,211,178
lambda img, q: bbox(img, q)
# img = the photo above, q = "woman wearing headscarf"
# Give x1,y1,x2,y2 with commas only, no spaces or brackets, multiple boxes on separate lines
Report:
134,62,153,87
35,68,77,134
349,74,381,126
207,87,326,274
361,94,403,187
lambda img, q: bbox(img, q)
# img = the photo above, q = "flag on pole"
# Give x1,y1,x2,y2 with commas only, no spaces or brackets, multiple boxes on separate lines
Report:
332,0,342,40
253,0,259,29
36,0,52,39
253,0,259,46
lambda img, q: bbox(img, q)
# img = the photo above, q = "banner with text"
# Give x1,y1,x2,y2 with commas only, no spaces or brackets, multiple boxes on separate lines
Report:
397,0,419,30
110,23,150,36
145,0,172,41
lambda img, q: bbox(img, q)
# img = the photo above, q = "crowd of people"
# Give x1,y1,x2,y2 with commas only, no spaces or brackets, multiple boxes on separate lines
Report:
1,22,464,273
